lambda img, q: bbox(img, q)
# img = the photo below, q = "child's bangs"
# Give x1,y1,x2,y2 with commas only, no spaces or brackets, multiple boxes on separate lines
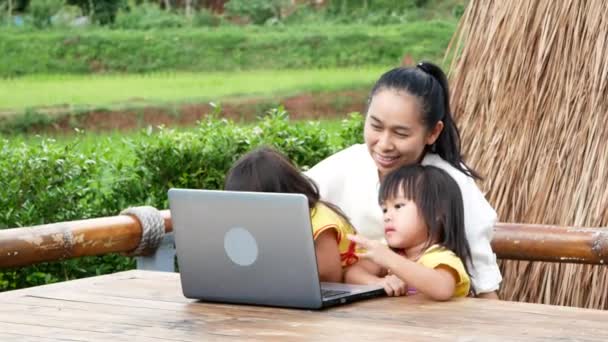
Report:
379,167,423,204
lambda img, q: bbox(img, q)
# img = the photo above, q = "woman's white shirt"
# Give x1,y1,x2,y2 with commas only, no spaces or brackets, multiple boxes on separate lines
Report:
305,144,502,293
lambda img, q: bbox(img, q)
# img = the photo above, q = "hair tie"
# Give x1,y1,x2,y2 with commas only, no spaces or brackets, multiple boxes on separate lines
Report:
416,62,430,74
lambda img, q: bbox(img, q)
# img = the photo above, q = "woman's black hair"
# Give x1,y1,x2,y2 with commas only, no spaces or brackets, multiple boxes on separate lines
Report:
379,164,473,276
225,146,353,226
369,61,481,180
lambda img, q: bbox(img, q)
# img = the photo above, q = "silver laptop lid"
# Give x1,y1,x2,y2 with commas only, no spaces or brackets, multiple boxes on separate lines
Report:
168,188,324,309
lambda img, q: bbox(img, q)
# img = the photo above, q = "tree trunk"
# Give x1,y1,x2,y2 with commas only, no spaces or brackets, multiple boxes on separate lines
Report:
185,0,192,17
88,0,95,18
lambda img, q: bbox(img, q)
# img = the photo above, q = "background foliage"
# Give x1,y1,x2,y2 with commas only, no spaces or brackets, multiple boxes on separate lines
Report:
0,109,364,291
0,21,454,76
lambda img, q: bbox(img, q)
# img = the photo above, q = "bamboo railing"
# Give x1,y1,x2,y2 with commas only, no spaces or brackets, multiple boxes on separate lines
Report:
0,210,172,269
493,223,607,264
0,211,606,269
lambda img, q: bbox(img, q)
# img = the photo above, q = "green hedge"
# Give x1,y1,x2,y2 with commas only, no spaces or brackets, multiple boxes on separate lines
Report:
0,109,364,290
0,21,455,76
0,134,145,289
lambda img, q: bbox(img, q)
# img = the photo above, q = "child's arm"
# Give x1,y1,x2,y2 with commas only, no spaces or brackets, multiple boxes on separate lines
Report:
348,235,457,301
383,254,456,301
314,230,343,283
345,257,408,296
344,258,383,284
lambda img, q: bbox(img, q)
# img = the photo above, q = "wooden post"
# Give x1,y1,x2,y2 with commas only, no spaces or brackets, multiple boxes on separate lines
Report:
0,210,172,269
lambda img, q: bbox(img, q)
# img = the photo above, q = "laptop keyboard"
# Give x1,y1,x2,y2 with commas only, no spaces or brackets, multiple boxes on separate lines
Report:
321,289,350,298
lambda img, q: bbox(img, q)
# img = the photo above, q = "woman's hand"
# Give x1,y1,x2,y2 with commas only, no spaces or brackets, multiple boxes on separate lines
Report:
347,234,394,268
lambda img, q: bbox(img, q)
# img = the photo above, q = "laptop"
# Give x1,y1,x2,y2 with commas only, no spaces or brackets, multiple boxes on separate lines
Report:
168,188,385,309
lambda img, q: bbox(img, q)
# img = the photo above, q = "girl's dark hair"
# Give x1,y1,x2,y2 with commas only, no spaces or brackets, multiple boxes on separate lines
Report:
369,61,481,180
379,164,473,276
225,146,352,226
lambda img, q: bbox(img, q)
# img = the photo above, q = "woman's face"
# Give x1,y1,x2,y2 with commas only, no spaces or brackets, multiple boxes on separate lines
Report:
364,89,442,179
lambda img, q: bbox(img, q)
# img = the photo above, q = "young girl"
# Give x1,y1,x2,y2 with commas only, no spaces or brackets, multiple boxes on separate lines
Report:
306,61,500,298
224,146,360,283
346,164,473,300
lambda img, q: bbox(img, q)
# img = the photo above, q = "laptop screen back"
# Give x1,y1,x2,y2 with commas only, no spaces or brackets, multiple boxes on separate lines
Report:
168,189,325,309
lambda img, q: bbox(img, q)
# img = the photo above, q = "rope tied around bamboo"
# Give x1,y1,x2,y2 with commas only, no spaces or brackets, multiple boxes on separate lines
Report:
120,206,166,256
0,209,173,269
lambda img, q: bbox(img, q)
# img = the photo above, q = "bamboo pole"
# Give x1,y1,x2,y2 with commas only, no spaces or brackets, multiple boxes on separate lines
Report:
0,210,172,269
0,211,606,269
492,223,608,264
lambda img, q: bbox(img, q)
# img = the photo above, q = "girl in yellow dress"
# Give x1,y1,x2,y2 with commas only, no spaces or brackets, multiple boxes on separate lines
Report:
224,147,359,283
347,164,473,300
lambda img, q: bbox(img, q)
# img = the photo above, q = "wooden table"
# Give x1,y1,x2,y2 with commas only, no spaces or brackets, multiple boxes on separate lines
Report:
0,270,606,341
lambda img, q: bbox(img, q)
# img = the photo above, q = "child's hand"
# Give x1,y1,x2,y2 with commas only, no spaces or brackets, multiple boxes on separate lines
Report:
379,274,408,297
347,235,409,297
347,234,394,268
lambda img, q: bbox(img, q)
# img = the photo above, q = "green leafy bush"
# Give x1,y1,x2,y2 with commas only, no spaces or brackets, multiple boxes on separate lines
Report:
0,109,55,134
1,137,102,227
225,0,289,25
453,4,465,18
0,21,455,76
339,112,365,147
135,107,337,208
0,132,149,290
30,0,64,28
114,3,189,29
326,0,422,15
192,8,223,27
0,109,364,291
67,0,127,24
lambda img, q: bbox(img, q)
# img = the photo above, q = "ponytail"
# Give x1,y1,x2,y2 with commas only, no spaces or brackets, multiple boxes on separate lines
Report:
370,62,481,180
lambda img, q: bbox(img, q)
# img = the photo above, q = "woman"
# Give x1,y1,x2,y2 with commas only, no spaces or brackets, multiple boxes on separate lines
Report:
306,62,501,298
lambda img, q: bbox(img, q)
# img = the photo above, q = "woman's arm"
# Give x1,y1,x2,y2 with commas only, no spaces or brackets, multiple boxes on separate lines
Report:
461,181,502,296
314,230,343,283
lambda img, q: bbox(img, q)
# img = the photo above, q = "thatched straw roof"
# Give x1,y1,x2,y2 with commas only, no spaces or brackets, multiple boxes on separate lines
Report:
446,0,608,309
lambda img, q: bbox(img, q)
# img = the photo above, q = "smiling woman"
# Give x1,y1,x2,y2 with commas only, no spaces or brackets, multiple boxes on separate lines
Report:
365,90,441,177
305,61,502,298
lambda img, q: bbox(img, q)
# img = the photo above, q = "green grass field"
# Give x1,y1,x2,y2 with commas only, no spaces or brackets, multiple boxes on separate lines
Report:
0,67,387,114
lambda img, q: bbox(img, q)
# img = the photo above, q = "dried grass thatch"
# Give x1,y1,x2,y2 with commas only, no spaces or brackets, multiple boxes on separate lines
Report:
446,0,608,309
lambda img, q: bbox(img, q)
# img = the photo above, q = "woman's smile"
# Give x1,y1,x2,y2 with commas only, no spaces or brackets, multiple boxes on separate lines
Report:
373,152,400,168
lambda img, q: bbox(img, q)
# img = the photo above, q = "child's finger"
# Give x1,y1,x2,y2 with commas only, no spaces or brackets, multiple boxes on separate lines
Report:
384,281,400,297
383,283,395,296
355,252,370,259
389,277,406,297
347,234,369,247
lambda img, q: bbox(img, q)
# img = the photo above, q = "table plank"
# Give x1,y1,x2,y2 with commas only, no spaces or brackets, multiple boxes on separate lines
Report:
1,270,606,341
